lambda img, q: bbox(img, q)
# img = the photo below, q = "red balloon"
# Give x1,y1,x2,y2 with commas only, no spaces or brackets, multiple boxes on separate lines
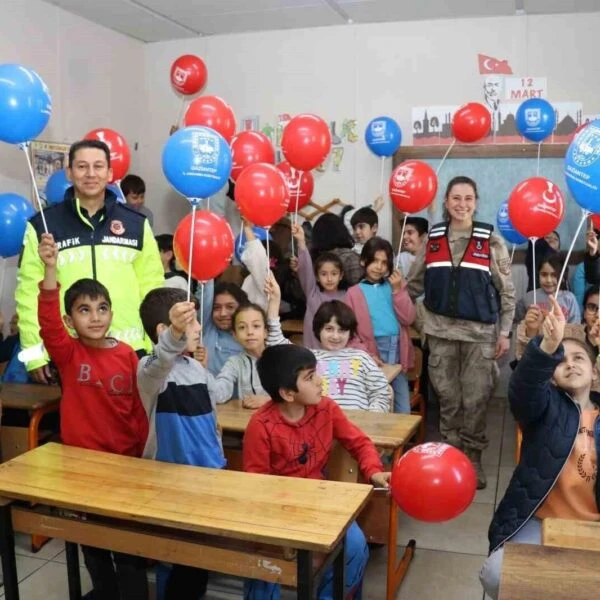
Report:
230,131,275,182
281,114,331,171
452,103,491,143
389,161,438,213
276,161,314,211
84,128,131,183
508,177,565,239
235,163,290,228
391,443,477,523
173,210,234,282
170,55,207,96
184,95,236,143
591,214,600,231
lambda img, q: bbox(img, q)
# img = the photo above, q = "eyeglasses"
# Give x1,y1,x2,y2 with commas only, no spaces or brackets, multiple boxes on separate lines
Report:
585,303,599,312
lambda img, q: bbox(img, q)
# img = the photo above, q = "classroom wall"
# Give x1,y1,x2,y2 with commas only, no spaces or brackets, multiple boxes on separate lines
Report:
0,0,145,326
142,12,600,243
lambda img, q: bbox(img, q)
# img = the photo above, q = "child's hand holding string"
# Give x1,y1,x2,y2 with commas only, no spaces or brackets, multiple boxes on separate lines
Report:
291,223,307,250
540,295,566,355
389,269,403,293
265,272,281,320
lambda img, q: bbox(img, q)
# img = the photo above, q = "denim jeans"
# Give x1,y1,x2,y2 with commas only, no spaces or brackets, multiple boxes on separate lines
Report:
479,518,542,600
375,335,410,413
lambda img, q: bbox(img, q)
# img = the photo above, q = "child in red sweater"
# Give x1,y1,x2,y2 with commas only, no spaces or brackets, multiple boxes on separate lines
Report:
37,233,149,600
243,343,390,599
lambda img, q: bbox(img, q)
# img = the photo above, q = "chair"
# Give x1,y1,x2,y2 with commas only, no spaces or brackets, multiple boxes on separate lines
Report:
406,347,426,444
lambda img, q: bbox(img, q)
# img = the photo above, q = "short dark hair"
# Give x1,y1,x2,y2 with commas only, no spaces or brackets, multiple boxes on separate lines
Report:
68,140,111,168
583,286,598,311
313,300,357,341
121,174,146,197
257,345,317,403
232,303,267,331
443,176,479,221
313,252,348,291
405,216,429,236
350,207,378,229
539,253,568,290
213,283,248,308
139,287,198,344
64,278,112,316
360,237,394,275
311,213,355,256
155,233,174,254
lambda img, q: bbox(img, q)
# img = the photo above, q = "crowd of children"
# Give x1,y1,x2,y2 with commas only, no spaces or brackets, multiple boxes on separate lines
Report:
2,138,600,599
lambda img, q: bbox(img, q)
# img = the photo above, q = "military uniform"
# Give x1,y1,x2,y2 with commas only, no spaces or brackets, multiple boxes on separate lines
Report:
407,222,515,485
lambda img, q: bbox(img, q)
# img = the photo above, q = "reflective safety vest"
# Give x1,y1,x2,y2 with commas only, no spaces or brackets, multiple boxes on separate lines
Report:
424,221,499,324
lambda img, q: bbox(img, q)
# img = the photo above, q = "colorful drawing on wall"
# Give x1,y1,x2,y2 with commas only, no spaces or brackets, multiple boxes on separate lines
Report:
342,119,358,143
261,122,275,142
241,115,259,131
478,53,513,75
331,147,344,172
330,121,342,145
412,106,457,145
30,141,70,203
504,77,547,101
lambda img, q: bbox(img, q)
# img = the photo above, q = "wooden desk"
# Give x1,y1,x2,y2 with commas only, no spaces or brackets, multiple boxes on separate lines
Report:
281,319,304,335
0,443,372,600
382,363,402,383
499,542,600,599
542,518,600,552
216,401,421,600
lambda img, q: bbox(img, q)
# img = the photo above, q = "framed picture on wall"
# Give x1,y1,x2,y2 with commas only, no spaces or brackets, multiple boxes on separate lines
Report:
29,141,70,204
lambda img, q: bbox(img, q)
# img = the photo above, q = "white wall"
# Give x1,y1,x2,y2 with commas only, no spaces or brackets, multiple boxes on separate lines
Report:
142,12,600,240
0,0,145,329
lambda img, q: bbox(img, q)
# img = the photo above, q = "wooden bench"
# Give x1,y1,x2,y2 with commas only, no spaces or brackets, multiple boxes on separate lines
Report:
0,443,372,600
542,518,600,552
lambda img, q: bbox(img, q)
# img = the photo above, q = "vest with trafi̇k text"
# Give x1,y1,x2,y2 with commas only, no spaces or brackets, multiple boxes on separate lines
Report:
424,222,499,324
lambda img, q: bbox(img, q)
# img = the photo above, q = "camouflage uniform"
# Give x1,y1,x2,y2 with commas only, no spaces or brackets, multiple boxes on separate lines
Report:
407,227,516,454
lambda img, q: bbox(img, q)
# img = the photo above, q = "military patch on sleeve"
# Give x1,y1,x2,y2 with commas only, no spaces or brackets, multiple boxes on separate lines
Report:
498,257,511,276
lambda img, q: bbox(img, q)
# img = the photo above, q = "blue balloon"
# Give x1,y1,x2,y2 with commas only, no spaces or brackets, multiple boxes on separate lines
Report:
234,227,271,263
515,98,556,143
364,116,402,157
162,126,232,199
565,119,600,213
0,194,35,258
44,169,71,205
496,200,527,245
107,183,125,203
0,64,52,144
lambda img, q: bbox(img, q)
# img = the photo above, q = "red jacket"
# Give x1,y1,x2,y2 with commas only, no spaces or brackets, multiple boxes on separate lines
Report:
38,285,148,457
243,397,383,482
344,281,416,371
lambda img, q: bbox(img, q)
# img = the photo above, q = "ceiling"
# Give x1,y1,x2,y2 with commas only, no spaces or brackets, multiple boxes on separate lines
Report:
44,0,600,42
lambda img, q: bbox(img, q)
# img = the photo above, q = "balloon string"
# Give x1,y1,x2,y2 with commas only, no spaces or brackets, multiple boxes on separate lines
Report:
556,210,589,293
266,228,271,278
294,172,302,227
20,143,48,233
379,157,385,195
0,258,6,306
531,236,537,306
395,214,408,273
536,142,541,177
237,221,244,257
186,204,197,302
206,197,210,211
436,139,456,175
510,244,516,265
176,96,186,127
199,282,204,346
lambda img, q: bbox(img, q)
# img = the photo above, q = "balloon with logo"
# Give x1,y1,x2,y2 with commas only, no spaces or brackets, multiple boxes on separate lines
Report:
235,163,290,228
235,226,271,263
389,161,438,214
515,98,556,143
183,95,236,143
452,103,491,143
45,169,71,205
565,119,600,214
0,194,35,258
390,443,477,523
276,161,314,211
0,64,52,144
173,210,234,282
170,55,207,96
84,128,131,183
281,114,331,171
508,177,565,238
364,116,402,157
570,121,590,142
496,200,527,245
162,126,232,200
230,131,275,181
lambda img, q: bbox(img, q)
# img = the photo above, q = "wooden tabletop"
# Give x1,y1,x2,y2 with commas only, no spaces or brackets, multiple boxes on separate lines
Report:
0,443,372,553
281,319,304,334
499,542,600,599
0,383,61,411
217,400,421,449
381,363,402,383
542,518,600,552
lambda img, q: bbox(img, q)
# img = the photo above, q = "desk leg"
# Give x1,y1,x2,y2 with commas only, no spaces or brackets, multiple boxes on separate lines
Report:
65,542,82,600
297,550,315,599
0,504,19,600
386,446,416,600
332,537,346,600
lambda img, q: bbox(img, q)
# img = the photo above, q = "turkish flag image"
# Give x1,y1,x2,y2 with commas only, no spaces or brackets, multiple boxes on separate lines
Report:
478,54,513,75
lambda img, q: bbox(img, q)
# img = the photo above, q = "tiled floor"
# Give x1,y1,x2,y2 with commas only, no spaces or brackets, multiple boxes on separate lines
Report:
0,395,516,599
